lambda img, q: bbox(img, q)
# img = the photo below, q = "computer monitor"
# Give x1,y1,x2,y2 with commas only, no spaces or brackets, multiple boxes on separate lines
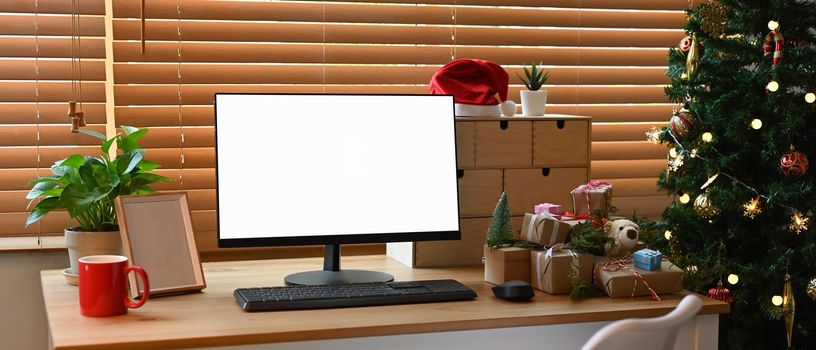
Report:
214,94,460,285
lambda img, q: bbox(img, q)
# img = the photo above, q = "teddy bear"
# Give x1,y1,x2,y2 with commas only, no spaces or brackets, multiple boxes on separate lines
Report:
603,219,640,256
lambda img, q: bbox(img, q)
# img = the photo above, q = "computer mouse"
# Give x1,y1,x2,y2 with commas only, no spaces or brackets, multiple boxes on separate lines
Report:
492,280,534,301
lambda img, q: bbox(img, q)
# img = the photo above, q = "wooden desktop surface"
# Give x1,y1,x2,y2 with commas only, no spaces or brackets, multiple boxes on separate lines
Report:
41,255,729,350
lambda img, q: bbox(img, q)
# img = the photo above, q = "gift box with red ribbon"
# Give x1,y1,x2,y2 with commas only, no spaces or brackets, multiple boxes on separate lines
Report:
530,244,593,294
593,256,682,300
570,181,613,216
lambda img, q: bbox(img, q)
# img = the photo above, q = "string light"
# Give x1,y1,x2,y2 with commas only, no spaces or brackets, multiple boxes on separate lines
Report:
702,132,713,142
727,274,739,285
806,93,816,104
646,127,661,144
767,81,780,92
690,148,698,158
751,119,763,129
669,147,679,158
768,20,780,30
687,265,698,273
679,193,691,204
790,211,809,234
664,230,673,240
772,295,784,306
743,197,762,218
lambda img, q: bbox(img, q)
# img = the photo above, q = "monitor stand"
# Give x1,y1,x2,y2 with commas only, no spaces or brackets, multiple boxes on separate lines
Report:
284,244,395,286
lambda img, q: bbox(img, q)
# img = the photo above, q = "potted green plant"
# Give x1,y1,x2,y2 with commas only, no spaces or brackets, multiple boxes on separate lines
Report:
517,62,550,116
26,126,170,278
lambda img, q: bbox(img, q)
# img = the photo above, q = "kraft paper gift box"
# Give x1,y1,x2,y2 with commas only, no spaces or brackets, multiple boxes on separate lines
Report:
594,257,683,298
484,246,531,285
633,249,663,271
570,181,613,216
517,213,580,246
530,244,593,294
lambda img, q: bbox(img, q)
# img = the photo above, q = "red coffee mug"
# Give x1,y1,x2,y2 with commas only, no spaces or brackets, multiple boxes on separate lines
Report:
78,255,150,317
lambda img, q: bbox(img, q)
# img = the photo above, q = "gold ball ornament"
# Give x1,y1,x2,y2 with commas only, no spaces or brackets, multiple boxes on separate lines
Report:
699,2,729,37
694,192,719,218
780,146,809,176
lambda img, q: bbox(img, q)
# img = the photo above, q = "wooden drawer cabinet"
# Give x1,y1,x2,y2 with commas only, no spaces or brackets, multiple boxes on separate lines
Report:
455,122,475,168
504,167,588,216
474,121,532,167
533,119,590,167
458,169,503,217
388,115,591,267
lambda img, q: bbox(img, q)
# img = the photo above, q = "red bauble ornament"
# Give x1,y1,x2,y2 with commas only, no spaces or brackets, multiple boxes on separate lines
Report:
678,36,693,52
670,108,695,137
707,281,734,304
780,146,809,176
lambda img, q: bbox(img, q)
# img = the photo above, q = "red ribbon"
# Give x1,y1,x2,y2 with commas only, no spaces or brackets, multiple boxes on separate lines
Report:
603,255,662,301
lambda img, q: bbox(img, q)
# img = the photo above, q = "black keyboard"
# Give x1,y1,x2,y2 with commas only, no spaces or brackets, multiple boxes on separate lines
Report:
234,279,477,311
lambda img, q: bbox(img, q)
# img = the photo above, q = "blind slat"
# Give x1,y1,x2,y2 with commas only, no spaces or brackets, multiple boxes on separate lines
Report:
113,64,668,85
0,14,104,36
111,20,683,47
113,42,671,66
0,60,106,81
0,103,106,124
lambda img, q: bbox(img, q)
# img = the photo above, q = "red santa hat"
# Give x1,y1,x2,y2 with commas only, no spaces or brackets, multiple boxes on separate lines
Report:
429,59,516,117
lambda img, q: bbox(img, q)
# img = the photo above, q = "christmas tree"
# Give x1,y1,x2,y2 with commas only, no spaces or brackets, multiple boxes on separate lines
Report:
654,1,816,348
486,192,514,248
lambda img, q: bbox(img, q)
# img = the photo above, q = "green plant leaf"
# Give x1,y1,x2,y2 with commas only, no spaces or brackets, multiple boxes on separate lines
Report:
25,197,60,226
101,137,116,154
115,150,145,175
78,129,107,141
26,181,58,199
137,160,161,172
131,173,173,188
121,125,139,135
55,154,85,169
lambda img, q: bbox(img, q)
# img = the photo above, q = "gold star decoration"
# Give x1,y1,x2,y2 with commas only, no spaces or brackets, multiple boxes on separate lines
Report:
742,198,762,219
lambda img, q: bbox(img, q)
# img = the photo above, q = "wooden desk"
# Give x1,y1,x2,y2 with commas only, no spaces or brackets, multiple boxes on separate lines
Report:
42,255,729,350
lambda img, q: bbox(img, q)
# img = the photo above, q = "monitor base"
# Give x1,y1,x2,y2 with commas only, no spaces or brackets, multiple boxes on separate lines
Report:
284,270,394,286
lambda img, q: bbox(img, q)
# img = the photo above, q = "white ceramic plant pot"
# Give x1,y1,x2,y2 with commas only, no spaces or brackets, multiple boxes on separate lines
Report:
520,90,548,116
65,228,123,275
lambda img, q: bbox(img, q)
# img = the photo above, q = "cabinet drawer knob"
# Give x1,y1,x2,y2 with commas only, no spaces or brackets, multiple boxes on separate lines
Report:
457,169,465,178
499,121,509,130
541,168,550,176
556,120,565,129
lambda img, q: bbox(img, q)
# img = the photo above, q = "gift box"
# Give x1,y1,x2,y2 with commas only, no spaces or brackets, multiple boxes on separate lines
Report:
633,249,663,271
484,246,531,285
534,203,565,218
530,244,593,294
570,181,613,216
517,213,580,246
594,257,683,299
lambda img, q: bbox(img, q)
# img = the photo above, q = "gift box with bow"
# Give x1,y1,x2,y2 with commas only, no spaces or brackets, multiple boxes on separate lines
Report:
570,181,613,216
633,248,663,271
518,213,580,246
530,244,593,294
594,256,682,300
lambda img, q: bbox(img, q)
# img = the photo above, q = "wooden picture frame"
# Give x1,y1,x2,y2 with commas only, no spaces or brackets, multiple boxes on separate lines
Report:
115,192,206,298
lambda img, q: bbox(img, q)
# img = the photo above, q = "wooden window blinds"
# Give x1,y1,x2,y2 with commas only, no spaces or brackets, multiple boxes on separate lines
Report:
1,0,684,249
0,0,108,246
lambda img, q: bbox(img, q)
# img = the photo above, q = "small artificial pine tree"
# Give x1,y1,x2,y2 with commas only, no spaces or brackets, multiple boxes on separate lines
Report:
653,0,816,348
485,192,514,248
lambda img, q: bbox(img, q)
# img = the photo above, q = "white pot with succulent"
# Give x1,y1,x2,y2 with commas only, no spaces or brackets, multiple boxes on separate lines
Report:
517,62,550,116
25,126,170,284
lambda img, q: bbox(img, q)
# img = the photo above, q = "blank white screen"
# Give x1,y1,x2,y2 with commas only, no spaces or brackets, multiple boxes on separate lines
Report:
215,94,460,240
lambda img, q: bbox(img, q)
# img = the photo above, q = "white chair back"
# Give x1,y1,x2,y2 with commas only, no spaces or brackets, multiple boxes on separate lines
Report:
580,295,704,350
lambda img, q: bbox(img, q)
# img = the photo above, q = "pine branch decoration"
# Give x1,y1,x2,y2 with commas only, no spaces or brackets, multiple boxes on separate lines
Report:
485,192,514,248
